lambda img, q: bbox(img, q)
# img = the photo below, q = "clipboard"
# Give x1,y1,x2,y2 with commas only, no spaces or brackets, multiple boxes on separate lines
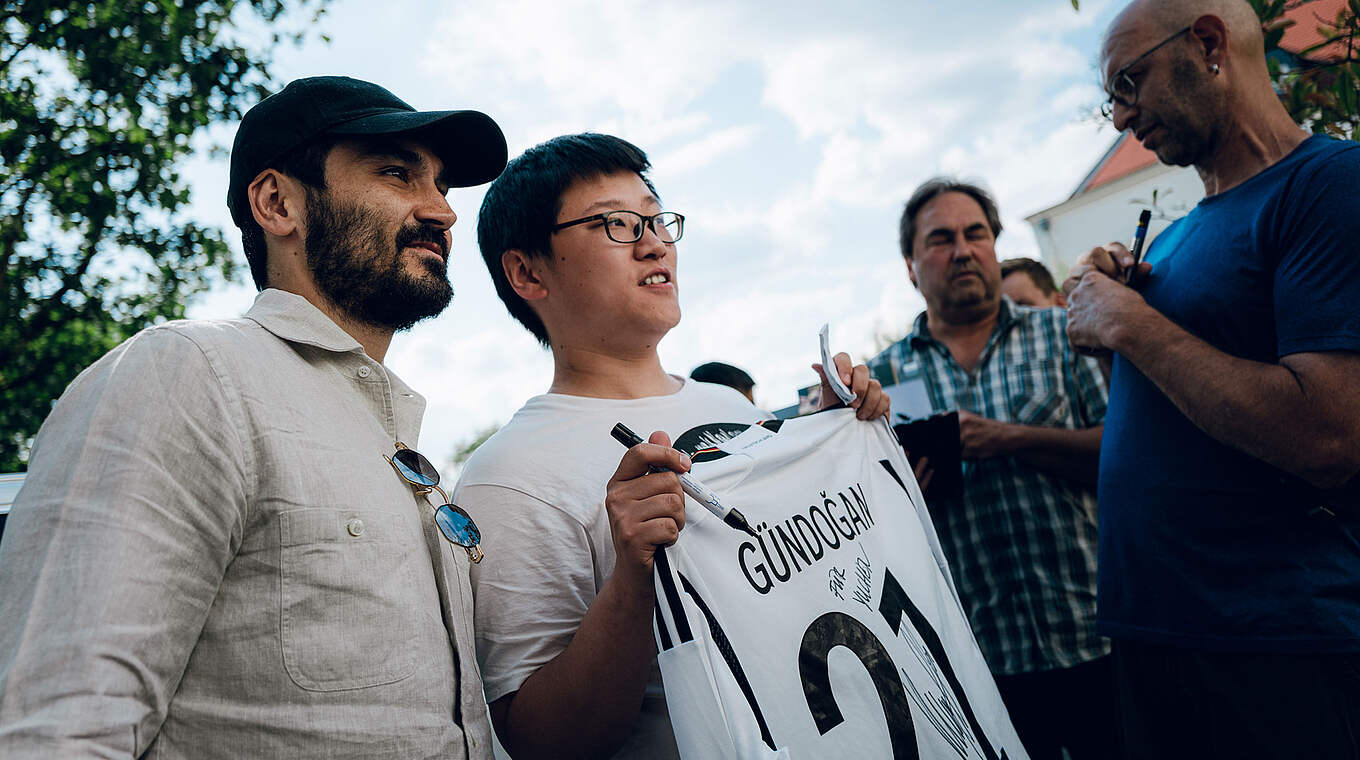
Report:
893,411,963,501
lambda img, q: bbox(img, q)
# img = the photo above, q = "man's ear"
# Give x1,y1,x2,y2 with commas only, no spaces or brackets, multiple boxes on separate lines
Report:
503,249,549,302
248,169,306,239
1190,13,1229,72
1050,291,1068,308
905,255,919,288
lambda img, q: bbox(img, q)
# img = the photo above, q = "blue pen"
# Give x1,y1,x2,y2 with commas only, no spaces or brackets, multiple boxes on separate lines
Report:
1123,209,1151,284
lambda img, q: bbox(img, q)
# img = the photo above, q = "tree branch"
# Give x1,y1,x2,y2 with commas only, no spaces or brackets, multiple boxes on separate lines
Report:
0,182,39,305
0,37,32,75
17,215,109,346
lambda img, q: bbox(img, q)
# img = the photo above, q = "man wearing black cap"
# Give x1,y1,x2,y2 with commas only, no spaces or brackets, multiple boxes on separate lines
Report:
0,77,506,759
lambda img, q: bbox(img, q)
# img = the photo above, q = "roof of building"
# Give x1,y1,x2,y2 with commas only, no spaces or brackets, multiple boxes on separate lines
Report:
1071,134,1159,197
1277,0,1350,62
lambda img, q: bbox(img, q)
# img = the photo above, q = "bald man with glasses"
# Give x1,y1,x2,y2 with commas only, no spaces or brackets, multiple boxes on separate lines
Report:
1066,1,1360,756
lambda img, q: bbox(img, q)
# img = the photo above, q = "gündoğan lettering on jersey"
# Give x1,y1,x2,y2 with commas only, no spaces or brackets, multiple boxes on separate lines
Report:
655,410,1028,759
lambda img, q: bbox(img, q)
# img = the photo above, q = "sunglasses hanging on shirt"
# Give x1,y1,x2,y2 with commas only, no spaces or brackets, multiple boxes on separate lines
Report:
386,442,484,564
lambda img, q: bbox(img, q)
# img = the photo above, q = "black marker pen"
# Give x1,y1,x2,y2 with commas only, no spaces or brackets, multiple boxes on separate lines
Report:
611,422,758,537
1123,209,1152,284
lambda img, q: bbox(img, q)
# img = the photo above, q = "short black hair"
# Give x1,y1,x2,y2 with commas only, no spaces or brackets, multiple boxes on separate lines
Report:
898,177,1002,259
476,133,657,347
237,135,339,290
1000,257,1059,296
690,362,755,394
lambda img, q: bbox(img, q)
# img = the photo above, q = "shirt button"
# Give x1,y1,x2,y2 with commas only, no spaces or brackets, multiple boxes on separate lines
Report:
346,518,365,537
357,366,372,378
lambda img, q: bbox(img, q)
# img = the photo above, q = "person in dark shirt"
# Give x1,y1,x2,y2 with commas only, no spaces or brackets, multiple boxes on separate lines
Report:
689,361,756,402
1066,1,1360,756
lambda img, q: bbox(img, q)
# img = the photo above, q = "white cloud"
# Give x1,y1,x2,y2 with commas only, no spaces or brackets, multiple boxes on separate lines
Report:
654,124,762,176
426,0,741,120
174,0,1130,466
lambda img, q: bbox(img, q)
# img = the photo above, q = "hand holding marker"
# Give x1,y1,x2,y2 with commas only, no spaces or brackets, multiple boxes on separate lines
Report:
611,422,758,537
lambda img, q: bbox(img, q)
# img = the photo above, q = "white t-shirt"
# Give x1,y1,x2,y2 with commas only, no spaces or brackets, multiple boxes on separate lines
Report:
652,409,1027,759
454,378,769,759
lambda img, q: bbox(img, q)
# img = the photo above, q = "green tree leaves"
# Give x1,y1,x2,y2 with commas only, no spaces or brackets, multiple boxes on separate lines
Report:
1252,0,1360,139
1,1,323,470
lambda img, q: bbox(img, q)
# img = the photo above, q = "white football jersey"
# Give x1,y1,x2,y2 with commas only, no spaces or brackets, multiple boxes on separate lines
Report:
655,409,1028,760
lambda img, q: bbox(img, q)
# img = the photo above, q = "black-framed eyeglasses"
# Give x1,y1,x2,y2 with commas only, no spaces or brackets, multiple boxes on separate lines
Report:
386,442,484,564
551,210,685,244
1101,26,1191,119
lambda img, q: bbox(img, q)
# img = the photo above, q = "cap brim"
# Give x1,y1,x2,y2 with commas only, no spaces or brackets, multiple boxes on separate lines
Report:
327,109,507,187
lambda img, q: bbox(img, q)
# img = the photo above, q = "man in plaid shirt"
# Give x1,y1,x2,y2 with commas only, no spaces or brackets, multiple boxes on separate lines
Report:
866,178,1115,760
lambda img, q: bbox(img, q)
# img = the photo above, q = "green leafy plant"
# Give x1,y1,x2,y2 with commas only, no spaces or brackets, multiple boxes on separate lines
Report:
1,1,325,470
1253,0,1359,138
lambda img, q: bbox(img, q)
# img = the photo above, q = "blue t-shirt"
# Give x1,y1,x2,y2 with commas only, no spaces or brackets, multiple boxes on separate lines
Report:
1098,135,1360,652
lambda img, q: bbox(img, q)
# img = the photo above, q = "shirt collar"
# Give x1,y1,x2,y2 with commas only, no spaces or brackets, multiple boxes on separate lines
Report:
244,289,365,354
908,296,1018,348
907,309,933,348
996,296,1020,328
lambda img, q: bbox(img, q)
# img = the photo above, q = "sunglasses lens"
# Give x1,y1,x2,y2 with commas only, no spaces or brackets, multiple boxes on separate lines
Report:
393,448,439,487
435,504,481,547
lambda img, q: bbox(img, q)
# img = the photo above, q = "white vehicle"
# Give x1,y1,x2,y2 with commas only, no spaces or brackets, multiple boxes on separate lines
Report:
0,472,24,544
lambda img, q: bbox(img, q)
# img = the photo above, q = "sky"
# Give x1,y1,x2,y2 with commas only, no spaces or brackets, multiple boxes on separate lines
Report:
183,0,1129,476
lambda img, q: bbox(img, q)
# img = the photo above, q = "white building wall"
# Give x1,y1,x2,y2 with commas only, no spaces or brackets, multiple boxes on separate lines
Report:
1025,163,1204,279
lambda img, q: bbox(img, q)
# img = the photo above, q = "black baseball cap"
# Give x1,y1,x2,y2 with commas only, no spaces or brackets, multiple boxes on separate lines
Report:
228,75,507,226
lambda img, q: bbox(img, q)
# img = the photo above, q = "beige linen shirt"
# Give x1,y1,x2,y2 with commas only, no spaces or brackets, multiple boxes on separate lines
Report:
0,289,492,759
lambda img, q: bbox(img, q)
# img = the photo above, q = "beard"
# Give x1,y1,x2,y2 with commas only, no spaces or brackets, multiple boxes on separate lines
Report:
303,188,454,332
1146,56,1220,167
935,265,999,323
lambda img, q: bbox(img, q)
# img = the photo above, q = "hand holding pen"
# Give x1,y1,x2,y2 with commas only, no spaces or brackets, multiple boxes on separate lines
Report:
611,423,758,537
1062,211,1153,301
1061,210,1157,356
603,428,695,581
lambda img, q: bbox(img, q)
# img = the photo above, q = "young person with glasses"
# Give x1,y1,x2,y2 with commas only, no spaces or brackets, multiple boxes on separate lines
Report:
457,133,887,759
0,77,506,759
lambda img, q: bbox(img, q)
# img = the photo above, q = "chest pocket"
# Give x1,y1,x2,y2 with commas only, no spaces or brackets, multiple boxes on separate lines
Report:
1003,358,1071,427
279,508,420,691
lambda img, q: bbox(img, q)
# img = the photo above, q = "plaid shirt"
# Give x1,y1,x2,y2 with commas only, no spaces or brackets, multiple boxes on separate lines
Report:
867,299,1109,676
